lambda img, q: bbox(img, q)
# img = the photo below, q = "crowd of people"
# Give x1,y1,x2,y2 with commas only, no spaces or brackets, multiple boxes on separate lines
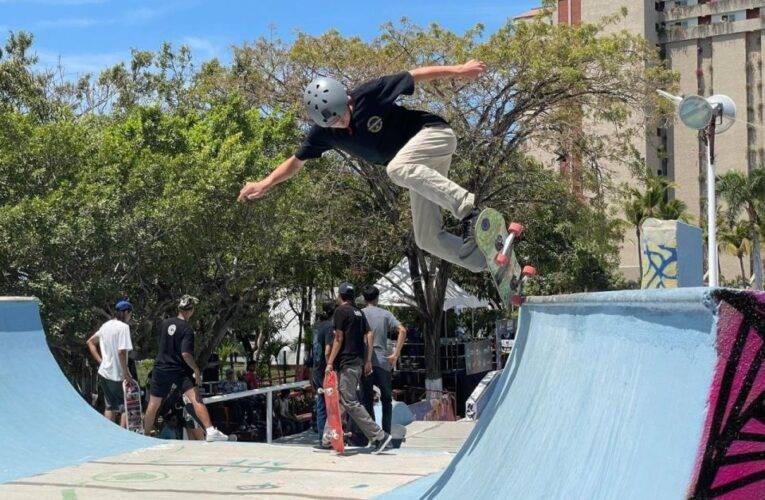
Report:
85,283,408,455
312,283,407,455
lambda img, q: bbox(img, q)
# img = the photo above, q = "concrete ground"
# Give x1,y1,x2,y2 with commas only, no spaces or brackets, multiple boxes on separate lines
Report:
0,421,473,499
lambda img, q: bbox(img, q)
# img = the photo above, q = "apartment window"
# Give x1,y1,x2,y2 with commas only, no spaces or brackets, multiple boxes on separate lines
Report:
747,8,760,20
656,1,665,12
699,15,711,26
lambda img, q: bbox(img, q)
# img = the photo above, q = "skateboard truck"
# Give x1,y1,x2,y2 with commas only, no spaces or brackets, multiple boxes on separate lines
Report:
495,222,524,267
510,265,537,307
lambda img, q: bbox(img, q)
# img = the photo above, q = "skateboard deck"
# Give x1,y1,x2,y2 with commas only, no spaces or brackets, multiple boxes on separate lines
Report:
322,370,345,454
474,208,536,307
123,378,144,434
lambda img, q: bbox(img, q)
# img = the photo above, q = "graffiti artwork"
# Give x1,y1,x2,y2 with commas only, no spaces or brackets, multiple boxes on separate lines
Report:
642,242,678,289
689,290,765,498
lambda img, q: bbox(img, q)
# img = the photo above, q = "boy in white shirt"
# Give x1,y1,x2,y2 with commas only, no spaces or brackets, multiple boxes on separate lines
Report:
86,299,134,427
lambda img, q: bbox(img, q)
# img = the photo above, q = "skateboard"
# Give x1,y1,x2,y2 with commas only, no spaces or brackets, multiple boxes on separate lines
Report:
474,208,537,307
123,378,144,434
322,370,345,454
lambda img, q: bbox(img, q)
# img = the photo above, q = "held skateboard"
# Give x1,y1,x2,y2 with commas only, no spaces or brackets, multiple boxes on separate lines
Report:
474,208,537,307
123,378,144,434
322,370,345,454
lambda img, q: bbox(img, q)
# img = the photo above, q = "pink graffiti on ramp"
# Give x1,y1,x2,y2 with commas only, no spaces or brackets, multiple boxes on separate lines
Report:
690,290,765,499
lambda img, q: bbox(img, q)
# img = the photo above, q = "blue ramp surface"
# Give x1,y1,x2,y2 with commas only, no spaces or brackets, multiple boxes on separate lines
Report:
0,298,152,483
385,289,718,500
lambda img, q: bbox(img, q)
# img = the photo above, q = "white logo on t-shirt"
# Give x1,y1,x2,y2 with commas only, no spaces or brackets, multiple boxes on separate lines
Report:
354,311,362,317
367,116,383,133
168,324,177,336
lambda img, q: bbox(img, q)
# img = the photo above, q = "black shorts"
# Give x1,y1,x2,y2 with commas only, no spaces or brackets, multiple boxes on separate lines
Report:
150,368,195,398
99,375,125,412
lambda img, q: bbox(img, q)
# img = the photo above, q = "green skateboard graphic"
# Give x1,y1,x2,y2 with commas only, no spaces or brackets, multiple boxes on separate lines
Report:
474,208,536,307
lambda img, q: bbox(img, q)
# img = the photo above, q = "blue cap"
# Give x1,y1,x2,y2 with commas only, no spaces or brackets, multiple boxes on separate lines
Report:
338,282,355,298
115,300,133,312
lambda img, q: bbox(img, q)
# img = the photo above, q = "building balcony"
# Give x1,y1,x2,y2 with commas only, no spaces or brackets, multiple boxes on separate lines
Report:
660,17,762,42
660,0,763,22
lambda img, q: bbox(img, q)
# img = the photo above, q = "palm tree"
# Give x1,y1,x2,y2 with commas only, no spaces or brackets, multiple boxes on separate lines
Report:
622,173,689,279
717,169,765,289
719,219,752,285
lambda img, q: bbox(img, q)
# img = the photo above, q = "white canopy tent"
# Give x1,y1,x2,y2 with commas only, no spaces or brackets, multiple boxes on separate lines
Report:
374,258,490,311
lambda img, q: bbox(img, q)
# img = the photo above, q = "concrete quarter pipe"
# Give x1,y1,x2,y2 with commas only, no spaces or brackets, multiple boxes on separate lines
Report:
385,288,765,499
0,298,152,483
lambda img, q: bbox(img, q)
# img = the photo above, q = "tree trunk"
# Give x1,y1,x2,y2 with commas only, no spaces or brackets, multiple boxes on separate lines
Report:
406,239,450,395
751,227,763,290
739,254,747,285
636,226,643,283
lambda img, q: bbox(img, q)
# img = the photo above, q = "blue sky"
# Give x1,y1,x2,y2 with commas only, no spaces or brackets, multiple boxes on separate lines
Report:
0,0,540,78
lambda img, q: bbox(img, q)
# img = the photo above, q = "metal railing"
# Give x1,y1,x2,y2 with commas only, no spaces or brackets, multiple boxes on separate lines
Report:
202,380,311,443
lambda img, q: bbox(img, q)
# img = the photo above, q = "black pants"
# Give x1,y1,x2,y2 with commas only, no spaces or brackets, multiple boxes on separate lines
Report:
362,366,393,434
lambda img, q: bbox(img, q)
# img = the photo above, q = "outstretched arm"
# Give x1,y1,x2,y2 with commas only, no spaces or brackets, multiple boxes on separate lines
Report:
409,59,486,83
238,155,305,201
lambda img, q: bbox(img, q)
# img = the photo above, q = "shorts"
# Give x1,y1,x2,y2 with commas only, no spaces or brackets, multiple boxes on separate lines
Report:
99,375,125,412
150,368,195,398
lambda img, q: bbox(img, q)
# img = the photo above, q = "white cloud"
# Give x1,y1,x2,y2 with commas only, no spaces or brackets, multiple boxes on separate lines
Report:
35,17,102,29
35,48,127,77
180,36,223,61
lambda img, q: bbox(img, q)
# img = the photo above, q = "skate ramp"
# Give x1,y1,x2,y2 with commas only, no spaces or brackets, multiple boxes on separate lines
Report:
0,298,152,483
385,288,765,499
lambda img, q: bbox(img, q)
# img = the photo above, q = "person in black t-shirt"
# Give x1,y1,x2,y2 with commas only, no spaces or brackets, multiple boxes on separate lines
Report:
311,299,335,437
143,295,228,442
323,283,392,454
238,61,488,273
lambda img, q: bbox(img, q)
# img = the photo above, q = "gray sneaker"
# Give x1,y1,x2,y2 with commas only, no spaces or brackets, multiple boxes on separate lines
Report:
372,433,393,455
458,208,481,258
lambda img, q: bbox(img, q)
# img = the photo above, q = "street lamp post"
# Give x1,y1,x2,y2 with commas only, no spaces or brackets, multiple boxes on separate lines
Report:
657,91,736,287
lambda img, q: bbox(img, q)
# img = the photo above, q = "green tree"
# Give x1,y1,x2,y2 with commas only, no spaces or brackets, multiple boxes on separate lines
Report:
717,169,765,289
719,219,752,285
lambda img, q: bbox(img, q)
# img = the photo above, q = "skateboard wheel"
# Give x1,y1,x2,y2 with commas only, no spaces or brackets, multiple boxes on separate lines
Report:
522,265,537,277
508,222,524,235
511,295,524,307
495,253,508,266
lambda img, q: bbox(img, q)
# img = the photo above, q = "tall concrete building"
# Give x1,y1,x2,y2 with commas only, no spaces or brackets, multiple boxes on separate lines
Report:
530,0,764,282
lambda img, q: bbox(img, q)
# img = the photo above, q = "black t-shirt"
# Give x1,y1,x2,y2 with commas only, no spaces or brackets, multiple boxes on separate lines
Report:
154,317,195,374
332,303,370,369
295,71,447,166
312,320,335,385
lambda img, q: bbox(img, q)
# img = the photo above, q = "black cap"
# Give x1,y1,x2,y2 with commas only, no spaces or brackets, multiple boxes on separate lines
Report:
362,285,380,302
338,282,355,300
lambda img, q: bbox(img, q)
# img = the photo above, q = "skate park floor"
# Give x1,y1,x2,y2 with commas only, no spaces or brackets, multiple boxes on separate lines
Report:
0,421,473,499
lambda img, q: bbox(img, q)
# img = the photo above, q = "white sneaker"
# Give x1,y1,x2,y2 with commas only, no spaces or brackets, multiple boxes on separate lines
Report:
205,428,229,442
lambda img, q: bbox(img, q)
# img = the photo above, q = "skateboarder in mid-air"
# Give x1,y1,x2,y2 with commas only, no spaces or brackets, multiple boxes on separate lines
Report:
238,60,488,273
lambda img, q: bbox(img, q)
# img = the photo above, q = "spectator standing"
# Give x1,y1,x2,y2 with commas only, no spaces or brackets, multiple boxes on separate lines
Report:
312,299,335,438
324,283,392,454
361,286,407,434
86,299,135,428
143,295,228,442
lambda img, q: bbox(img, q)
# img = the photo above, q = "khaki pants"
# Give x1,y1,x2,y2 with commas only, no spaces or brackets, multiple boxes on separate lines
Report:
386,126,486,273
324,365,385,442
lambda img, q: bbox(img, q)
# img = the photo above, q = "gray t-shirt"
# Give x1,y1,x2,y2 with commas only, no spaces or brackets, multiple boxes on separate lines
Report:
363,305,402,371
